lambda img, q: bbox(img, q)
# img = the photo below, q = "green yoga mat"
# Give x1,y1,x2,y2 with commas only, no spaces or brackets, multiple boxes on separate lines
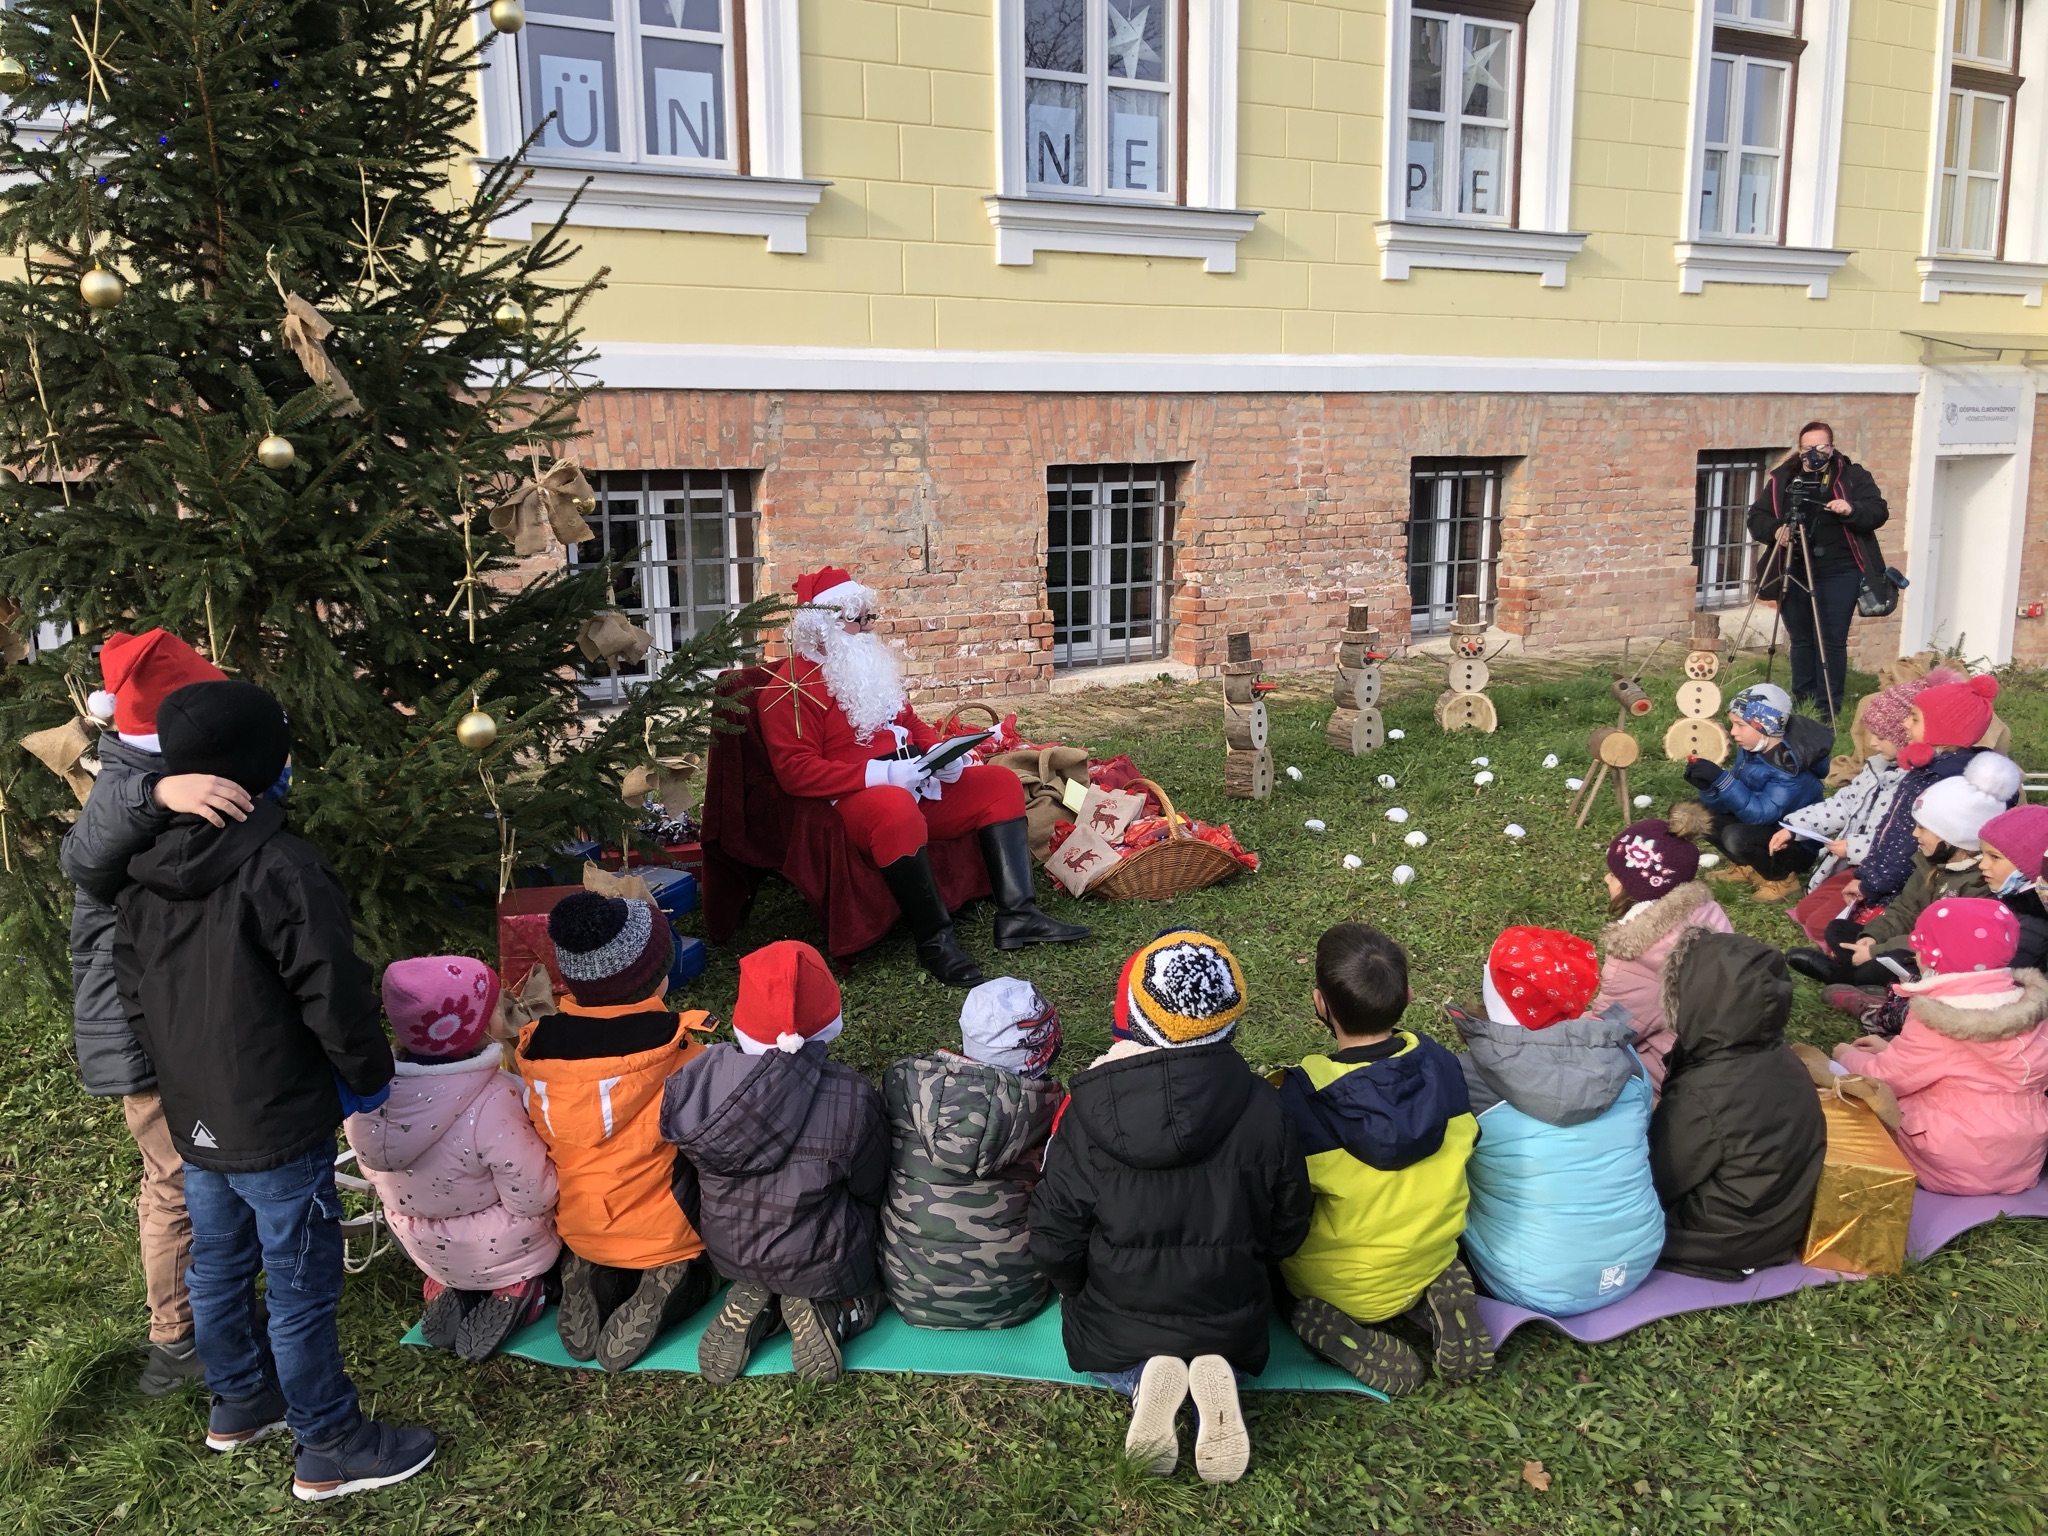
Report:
402,1286,1387,1398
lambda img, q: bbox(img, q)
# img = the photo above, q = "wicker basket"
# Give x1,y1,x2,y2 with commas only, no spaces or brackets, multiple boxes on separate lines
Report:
1087,778,1246,902
936,702,1005,736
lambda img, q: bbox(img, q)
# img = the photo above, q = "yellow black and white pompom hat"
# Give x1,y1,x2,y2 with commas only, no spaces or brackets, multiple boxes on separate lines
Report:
1120,930,1247,1049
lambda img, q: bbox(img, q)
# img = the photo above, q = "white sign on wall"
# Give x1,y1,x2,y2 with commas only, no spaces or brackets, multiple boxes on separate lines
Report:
1939,383,2022,447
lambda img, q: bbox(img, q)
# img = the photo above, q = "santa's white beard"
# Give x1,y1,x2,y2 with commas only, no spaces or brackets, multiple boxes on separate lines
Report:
819,627,907,742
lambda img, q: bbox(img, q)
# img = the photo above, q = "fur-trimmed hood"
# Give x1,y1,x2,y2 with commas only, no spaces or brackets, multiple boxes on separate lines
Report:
1602,881,1718,962
1906,969,2048,1043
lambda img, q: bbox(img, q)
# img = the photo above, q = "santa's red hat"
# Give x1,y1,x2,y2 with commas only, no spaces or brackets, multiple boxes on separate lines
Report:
793,566,867,613
1483,926,1600,1030
731,939,845,1055
89,630,226,738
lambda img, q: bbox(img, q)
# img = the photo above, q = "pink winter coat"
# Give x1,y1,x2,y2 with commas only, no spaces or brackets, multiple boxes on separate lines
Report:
1590,882,1733,1101
1835,969,2048,1197
344,1043,562,1290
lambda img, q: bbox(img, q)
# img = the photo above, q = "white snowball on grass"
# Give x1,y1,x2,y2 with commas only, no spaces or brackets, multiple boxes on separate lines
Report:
1634,794,1653,808
1404,830,1428,847
1388,729,1406,740
1286,765,1303,781
1377,774,1398,789
1504,824,1527,839
1542,754,1560,769
1304,819,1327,832
1699,852,1722,868
1471,756,1490,767
1392,865,1416,886
1342,854,1363,870
1566,777,1585,791
1385,807,1410,823
1474,771,1495,786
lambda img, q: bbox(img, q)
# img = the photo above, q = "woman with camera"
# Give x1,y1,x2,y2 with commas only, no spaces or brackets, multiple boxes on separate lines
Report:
1745,422,1890,720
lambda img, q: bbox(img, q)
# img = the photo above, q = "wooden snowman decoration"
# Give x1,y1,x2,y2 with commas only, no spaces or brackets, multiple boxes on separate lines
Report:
1327,603,1386,755
1434,594,1498,733
1664,613,1731,764
1222,631,1274,799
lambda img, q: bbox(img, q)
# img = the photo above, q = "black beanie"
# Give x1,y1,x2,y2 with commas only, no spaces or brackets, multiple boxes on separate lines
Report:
548,891,674,1008
157,681,292,794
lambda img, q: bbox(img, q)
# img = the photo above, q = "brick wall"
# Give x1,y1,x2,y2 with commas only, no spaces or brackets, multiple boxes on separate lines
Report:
577,388,1923,698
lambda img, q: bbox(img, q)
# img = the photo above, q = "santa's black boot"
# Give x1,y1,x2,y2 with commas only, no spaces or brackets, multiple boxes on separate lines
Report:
981,819,1091,951
880,848,986,987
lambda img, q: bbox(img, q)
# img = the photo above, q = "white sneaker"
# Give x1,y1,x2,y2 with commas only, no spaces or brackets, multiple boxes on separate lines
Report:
1188,1354,1250,1484
1123,1356,1188,1476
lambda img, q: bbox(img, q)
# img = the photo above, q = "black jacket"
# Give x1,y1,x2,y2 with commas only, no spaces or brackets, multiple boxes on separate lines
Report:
1649,929,1824,1279
112,800,393,1173
1028,1042,1314,1374
58,736,172,1097
1746,451,1890,575
2004,887,2048,972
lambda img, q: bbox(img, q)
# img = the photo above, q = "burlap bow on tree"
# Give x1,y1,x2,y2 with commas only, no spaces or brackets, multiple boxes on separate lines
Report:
21,716,96,804
491,459,596,556
577,610,653,666
277,292,362,417
491,964,558,1038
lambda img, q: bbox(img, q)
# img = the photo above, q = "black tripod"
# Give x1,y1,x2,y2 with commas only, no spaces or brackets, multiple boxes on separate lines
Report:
1734,515,1839,732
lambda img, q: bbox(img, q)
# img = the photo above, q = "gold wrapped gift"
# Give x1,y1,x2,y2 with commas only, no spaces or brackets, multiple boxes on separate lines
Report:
1801,1087,1916,1276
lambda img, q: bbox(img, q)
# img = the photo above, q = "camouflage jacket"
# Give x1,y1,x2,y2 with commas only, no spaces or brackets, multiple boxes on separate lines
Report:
881,1053,1064,1329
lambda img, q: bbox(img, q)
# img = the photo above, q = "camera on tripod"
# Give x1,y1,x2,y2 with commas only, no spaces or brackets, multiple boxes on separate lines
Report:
1786,471,1829,527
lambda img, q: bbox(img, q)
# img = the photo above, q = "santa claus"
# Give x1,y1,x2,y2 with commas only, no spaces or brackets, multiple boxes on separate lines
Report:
757,566,1089,986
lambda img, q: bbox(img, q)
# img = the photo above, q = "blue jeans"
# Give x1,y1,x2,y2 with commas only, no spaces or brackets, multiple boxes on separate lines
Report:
1778,558,1861,719
182,1144,361,1446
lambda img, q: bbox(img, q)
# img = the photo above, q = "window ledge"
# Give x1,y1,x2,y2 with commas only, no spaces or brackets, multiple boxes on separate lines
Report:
1918,255,2048,307
472,160,829,253
1675,239,1850,299
1375,221,1590,289
982,195,1261,274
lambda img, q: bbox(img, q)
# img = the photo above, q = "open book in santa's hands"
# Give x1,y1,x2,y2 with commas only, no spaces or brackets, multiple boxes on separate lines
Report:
915,730,994,779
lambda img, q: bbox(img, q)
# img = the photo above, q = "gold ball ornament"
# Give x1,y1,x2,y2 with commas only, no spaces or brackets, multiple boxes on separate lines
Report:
0,53,28,91
491,297,527,336
488,0,525,32
456,709,499,751
79,265,124,310
256,434,296,471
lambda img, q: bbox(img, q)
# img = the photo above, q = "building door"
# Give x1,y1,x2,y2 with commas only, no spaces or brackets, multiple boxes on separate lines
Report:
1925,453,2014,658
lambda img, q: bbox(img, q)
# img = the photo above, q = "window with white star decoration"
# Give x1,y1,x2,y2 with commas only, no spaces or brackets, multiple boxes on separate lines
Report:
1022,0,1177,199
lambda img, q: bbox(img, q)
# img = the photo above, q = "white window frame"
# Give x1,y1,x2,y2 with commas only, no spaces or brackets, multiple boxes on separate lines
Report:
1676,0,1852,297
1921,0,2048,301
1020,0,1177,203
1712,0,1797,34
1376,0,1587,286
470,0,823,251
1402,8,1521,227
516,0,739,171
987,0,1258,271
1938,86,2015,257
1695,51,1793,242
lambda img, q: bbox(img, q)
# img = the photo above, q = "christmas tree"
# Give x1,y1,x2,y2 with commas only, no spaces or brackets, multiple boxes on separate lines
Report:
0,0,773,995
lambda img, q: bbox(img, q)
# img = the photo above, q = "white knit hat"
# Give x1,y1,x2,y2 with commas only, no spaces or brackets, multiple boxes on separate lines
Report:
1965,751,2023,805
1914,775,2004,851
958,976,1062,1079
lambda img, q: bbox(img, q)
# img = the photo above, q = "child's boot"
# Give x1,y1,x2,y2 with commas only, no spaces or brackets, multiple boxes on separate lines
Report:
556,1254,635,1362
454,1276,550,1364
1750,873,1803,903
697,1280,782,1385
1187,1355,1250,1485
1703,862,1758,888
784,1291,883,1384
1289,1297,1425,1397
418,1278,466,1351
1416,1258,1495,1382
598,1257,718,1373
1122,1356,1187,1476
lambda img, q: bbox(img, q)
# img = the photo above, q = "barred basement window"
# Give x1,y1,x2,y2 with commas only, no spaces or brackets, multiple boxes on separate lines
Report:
1408,459,1505,636
569,469,761,703
1695,451,1769,609
1046,464,1179,671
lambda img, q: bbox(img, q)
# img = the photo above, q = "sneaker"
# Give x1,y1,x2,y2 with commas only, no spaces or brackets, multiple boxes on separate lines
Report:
1419,1259,1495,1383
453,1277,549,1364
418,1279,468,1352
291,1418,437,1502
597,1258,717,1374
696,1281,781,1385
205,1387,289,1453
783,1291,882,1385
1187,1355,1250,1485
1123,1356,1187,1477
1289,1297,1425,1397
138,1334,204,1397
1821,983,1889,1018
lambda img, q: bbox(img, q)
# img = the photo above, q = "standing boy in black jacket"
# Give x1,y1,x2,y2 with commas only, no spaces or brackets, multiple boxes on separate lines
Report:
1029,931,1312,1486
112,681,436,1503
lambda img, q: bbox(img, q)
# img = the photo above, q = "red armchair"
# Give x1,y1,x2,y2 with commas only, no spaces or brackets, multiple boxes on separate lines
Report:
700,666,992,959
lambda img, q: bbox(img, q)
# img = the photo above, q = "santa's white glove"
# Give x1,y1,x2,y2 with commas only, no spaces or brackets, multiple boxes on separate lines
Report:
866,758,930,793
930,755,967,784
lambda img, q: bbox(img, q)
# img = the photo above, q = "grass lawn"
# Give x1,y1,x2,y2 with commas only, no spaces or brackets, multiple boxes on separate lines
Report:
5,654,2048,1534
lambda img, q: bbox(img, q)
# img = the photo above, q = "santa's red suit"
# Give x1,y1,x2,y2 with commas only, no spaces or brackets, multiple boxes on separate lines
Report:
756,653,1025,866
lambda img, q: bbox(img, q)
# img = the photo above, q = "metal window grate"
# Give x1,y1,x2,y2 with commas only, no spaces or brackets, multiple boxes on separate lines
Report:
569,469,761,704
1408,459,1505,636
1046,463,1179,671
1694,452,1768,609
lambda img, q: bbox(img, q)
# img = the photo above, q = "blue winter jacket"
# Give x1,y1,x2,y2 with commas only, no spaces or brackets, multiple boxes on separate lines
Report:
1451,1007,1664,1317
1855,746,1983,903
1697,714,1833,826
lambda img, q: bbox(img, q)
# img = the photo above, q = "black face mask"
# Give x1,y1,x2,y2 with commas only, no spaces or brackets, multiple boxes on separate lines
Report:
1800,446,1832,473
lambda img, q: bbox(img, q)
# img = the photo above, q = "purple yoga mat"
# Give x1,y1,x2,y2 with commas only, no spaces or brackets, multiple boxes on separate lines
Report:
1477,1181,2048,1346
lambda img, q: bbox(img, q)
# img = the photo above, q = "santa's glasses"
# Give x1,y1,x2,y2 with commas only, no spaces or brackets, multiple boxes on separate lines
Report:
843,611,879,627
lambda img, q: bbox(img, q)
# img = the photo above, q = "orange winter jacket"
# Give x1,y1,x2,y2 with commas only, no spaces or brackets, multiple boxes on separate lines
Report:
514,998,711,1269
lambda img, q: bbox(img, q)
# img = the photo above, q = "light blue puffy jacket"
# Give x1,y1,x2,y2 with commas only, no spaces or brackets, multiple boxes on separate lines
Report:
1451,1007,1666,1317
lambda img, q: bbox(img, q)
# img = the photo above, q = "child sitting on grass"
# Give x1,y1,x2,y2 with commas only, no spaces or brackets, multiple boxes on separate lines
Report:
661,941,888,1385
881,977,1065,1330
1672,683,1833,903
1030,931,1311,1485
1281,924,1488,1396
1453,929,1663,1317
1650,931,1825,1279
1833,898,2048,1196
1589,820,1731,1099
1977,806,2048,969
345,957,560,1363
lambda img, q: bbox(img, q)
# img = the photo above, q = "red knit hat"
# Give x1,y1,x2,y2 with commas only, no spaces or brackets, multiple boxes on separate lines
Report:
793,567,858,606
1913,674,1999,748
89,630,225,736
732,940,845,1055
1911,896,2019,975
1484,927,1600,1029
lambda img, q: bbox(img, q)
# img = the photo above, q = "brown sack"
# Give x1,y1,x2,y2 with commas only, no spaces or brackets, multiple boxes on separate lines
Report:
985,745,1092,860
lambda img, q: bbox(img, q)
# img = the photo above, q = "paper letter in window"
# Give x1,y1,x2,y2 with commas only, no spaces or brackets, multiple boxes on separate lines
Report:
653,67,717,159
1028,103,1080,187
1110,92,1163,193
539,55,608,151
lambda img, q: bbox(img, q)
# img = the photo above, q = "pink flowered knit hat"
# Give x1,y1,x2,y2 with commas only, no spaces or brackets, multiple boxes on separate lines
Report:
1483,927,1601,1030
1910,897,2018,975
382,956,501,1059
1606,819,1700,905
1861,666,1964,752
